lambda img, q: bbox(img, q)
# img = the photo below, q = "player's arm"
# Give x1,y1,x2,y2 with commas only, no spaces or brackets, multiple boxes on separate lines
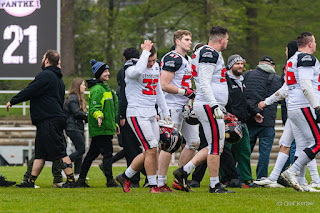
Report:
126,40,153,79
259,83,288,110
156,78,170,117
160,71,177,93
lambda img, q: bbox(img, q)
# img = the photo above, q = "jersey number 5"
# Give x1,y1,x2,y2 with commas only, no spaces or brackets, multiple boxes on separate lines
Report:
143,79,158,95
181,75,192,88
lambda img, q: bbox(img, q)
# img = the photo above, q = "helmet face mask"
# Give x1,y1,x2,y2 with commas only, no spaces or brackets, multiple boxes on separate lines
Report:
224,113,243,144
182,105,200,125
158,120,182,153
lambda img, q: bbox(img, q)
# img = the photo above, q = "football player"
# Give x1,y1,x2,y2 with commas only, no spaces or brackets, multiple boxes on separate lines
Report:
280,32,320,191
158,30,200,192
116,40,171,193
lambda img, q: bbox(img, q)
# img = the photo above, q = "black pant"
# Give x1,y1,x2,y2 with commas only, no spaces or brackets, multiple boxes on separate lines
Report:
79,135,114,181
121,120,145,183
66,130,85,175
192,125,238,183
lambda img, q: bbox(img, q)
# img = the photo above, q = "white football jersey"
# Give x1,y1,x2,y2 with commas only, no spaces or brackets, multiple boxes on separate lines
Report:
125,50,169,117
160,51,192,108
285,51,320,110
192,45,228,107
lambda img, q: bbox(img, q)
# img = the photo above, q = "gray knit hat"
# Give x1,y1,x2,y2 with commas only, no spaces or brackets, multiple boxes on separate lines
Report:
227,54,244,70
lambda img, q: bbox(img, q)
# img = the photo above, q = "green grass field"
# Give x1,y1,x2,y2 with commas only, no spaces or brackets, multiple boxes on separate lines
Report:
0,166,319,213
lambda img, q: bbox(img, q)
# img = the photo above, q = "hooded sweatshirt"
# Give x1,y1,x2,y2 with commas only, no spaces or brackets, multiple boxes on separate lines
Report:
10,66,65,125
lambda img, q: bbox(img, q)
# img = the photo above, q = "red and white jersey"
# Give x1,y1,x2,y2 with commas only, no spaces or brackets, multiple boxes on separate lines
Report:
125,50,169,117
160,51,192,108
285,51,320,110
191,45,228,107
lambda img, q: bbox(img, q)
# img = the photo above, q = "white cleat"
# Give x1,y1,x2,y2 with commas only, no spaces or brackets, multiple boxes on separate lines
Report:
301,183,320,192
254,178,285,188
281,170,303,191
52,182,64,188
309,181,320,188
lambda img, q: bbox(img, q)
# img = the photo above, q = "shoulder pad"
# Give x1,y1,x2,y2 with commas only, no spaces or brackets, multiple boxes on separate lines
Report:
297,53,316,67
199,47,219,64
161,53,182,72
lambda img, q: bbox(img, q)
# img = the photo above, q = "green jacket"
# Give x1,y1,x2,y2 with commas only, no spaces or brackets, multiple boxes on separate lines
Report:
88,80,118,138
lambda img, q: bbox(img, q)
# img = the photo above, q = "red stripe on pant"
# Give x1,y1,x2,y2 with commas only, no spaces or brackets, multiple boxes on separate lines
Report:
130,117,149,150
302,108,320,154
205,105,219,155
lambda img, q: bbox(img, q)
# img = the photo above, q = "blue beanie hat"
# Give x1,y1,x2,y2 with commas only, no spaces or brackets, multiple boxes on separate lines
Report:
90,59,109,79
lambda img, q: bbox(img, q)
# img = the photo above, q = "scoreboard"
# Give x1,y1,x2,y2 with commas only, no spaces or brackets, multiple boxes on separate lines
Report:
0,0,60,78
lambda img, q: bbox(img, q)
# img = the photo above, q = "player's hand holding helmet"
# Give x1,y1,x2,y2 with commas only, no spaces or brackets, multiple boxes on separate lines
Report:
211,105,224,119
158,120,182,153
182,105,200,125
224,113,243,144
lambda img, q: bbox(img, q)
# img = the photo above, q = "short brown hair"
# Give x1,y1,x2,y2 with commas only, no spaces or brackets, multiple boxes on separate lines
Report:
209,26,228,41
45,50,60,66
173,30,192,45
150,46,157,57
297,32,314,47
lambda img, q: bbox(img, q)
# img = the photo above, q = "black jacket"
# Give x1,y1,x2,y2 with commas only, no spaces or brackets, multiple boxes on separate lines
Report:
10,66,66,125
244,66,282,127
64,94,87,133
225,73,255,123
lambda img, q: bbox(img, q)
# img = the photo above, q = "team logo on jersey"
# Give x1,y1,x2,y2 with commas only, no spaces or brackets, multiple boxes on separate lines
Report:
169,53,179,58
202,52,213,58
301,55,313,62
165,61,175,67
125,60,133,66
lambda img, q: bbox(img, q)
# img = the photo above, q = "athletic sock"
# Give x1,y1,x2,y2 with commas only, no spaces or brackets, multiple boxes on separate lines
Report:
147,175,157,186
307,159,320,184
66,173,75,182
125,166,138,179
183,162,196,175
289,151,311,173
297,165,307,185
209,177,219,188
269,152,289,181
29,175,38,183
157,175,167,187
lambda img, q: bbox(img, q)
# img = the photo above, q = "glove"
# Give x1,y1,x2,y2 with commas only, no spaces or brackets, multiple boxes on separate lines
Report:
164,116,172,124
184,88,196,99
211,105,224,119
315,107,320,123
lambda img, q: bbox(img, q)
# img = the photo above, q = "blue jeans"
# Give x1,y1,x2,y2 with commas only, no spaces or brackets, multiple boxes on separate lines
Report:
248,125,275,180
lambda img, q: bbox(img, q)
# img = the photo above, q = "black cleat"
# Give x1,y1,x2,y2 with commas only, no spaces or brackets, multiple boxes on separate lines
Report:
190,180,200,188
107,179,121,188
75,178,90,188
0,176,16,187
15,181,35,188
116,173,131,193
62,180,76,188
209,183,236,193
173,167,189,192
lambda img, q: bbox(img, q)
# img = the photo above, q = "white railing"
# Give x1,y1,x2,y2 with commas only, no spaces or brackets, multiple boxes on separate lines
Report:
0,90,90,116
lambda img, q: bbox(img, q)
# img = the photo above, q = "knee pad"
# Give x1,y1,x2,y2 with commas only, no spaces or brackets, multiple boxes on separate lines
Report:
61,162,73,169
186,140,200,151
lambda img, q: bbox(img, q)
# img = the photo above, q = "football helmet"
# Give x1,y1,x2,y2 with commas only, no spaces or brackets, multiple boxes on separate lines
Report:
224,113,243,144
158,120,182,153
182,105,200,125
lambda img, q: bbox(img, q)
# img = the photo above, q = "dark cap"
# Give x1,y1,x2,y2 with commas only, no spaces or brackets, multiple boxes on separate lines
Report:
260,56,275,65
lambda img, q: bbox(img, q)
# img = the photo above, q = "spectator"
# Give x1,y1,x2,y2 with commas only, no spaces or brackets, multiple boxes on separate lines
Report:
244,56,282,180
64,78,88,180
76,59,120,188
6,50,76,188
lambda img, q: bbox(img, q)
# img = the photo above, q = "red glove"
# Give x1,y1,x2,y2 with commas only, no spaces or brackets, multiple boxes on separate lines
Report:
184,88,195,99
